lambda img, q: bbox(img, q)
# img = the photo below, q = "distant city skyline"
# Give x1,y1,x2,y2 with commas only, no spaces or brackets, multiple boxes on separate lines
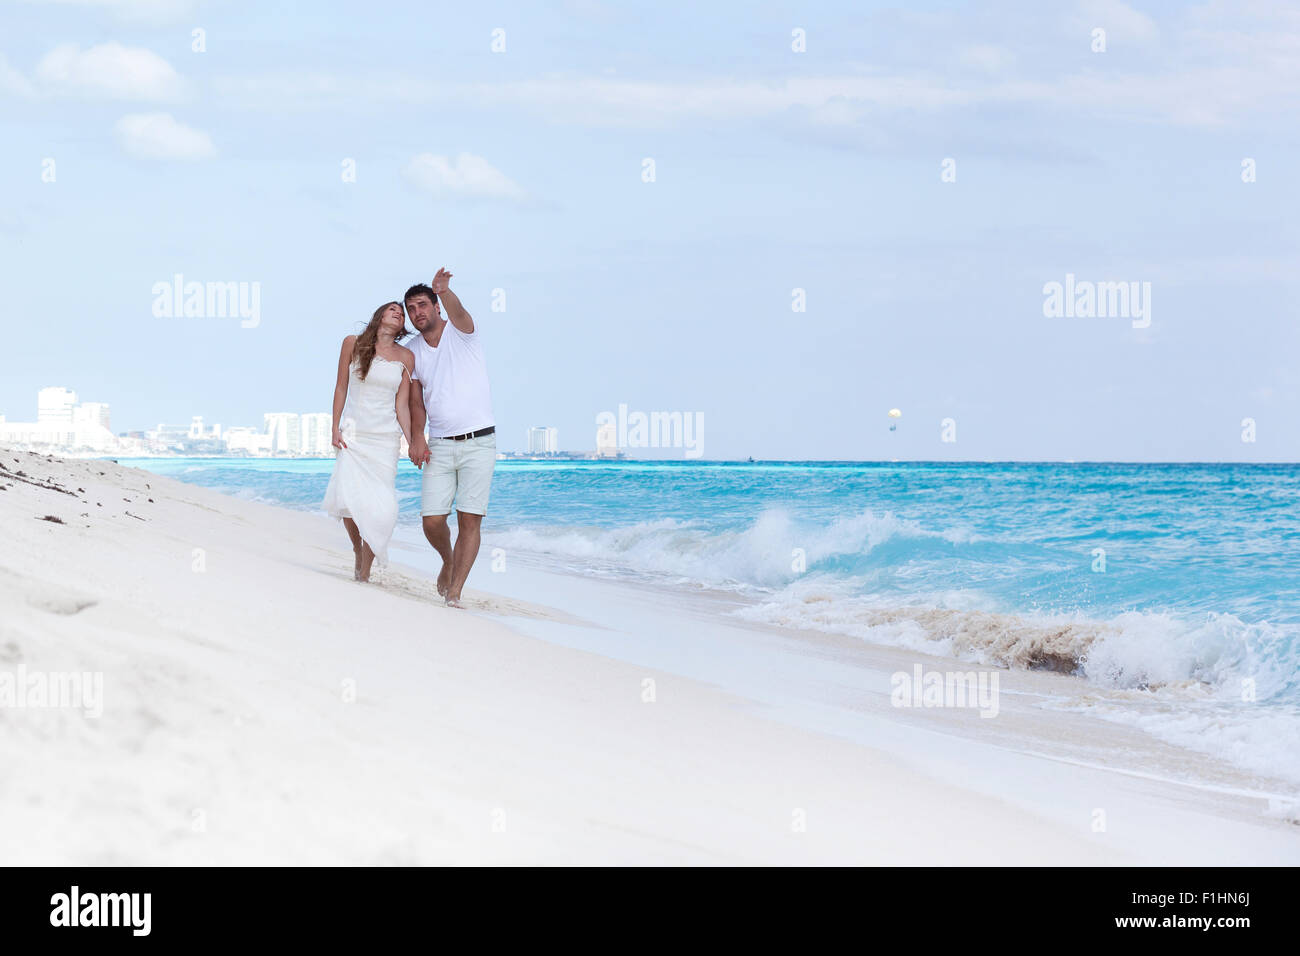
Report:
0,384,610,459
0,384,338,457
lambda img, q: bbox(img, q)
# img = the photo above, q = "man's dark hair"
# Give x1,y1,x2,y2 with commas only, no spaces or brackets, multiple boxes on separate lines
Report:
404,283,436,305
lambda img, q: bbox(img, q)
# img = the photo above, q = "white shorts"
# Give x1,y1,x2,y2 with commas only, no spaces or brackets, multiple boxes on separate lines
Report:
420,433,496,517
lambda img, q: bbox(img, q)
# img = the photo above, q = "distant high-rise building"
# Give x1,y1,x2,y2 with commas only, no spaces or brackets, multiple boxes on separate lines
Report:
74,402,111,432
595,421,618,458
0,388,116,451
189,415,205,439
299,413,333,456
37,387,77,425
146,422,190,452
0,419,73,447
224,426,273,456
264,413,301,455
71,402,115,451
527,426,558,455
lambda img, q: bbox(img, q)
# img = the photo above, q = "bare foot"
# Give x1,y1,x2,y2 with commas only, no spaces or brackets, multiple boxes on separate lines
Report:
353,547,363,581
445,592,463,608
436,564,451,597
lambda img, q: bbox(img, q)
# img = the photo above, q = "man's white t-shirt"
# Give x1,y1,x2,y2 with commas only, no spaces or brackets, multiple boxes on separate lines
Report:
407,322,495,438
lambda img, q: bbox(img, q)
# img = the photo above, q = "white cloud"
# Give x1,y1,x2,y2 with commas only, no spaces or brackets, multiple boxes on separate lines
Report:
211,71,436,110
213,71,982,124
210,57,1300,130
19,0,196,24
1077,0,1160,42
35,42,185,101
0,55,35,96
114,112,214,160
403,153,525,200
203,4,1300,131
471,75,984,126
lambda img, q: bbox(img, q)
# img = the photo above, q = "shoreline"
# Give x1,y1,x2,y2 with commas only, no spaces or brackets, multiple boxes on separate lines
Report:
2,448,1297,864
396,532,1300,796
399,537,1300,816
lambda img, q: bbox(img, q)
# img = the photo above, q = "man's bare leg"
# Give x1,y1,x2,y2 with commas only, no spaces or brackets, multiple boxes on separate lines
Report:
422,514,454,596
342,518,364,580
444,511,482,608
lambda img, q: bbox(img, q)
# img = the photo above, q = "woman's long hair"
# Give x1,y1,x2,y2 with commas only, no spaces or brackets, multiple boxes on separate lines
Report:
353,301,410,380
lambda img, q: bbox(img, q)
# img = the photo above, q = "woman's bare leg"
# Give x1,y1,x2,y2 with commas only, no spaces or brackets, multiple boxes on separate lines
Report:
342,518,363,580
358,541,376,583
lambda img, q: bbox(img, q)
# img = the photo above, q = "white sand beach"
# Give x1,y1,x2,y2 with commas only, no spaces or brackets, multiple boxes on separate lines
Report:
1,448,1297,865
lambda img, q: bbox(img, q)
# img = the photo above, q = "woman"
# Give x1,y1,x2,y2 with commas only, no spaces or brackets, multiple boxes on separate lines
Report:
322,301,416,582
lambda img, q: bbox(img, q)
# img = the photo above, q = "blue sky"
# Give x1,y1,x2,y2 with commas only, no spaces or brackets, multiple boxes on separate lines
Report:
2,0,1298,460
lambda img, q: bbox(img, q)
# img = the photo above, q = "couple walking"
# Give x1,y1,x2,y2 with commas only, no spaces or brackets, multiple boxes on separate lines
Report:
321,269,495,607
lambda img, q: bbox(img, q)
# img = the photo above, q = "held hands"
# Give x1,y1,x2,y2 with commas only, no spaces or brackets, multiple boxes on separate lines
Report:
408,435,431,469
431,268,452,295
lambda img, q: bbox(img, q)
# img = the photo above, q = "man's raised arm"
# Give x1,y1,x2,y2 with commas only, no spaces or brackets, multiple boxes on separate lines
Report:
432,267,474,334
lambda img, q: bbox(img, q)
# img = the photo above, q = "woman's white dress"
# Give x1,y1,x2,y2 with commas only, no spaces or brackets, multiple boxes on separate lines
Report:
322,355,406,566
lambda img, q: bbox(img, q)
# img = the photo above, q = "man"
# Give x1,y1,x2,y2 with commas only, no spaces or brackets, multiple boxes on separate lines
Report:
405,268,496,608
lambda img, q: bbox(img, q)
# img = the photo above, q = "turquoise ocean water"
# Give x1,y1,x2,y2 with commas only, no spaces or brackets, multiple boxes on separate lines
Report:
122,457,1300,786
